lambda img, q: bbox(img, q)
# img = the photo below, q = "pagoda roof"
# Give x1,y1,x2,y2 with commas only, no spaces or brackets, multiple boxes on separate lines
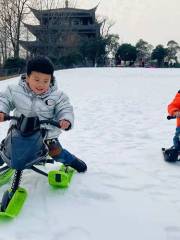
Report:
20,39,73,50
23,21,101,40
20,40,42,50
29,5,98,20
24,22,101,31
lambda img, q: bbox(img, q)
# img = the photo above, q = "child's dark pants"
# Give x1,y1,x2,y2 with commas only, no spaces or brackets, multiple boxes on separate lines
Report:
173,127,180,150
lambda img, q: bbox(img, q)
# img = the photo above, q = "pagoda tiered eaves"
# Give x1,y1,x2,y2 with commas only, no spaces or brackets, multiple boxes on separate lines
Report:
20,40,65,49
24,23,101,38
29,6,98,15
29,6,97,23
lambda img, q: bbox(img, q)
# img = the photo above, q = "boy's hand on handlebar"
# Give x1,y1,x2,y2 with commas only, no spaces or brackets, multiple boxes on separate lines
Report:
0,112,5,122
59,119,70,130
173,111,180,118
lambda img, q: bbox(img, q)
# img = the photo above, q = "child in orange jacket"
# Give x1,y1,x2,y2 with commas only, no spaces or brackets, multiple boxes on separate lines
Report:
168,90,180,152
168,91,180,124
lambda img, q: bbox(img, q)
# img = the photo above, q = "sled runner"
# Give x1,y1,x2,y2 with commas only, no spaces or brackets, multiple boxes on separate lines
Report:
0,167,14,187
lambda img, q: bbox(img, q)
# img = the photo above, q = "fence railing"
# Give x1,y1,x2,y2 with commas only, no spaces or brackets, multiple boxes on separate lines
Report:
0,67,22,77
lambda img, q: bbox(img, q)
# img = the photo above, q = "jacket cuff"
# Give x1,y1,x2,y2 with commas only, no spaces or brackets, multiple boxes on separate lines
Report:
168,108,179,116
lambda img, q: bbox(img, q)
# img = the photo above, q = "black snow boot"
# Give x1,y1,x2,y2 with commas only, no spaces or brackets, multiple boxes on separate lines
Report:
164,147,178,162
70,158,87,173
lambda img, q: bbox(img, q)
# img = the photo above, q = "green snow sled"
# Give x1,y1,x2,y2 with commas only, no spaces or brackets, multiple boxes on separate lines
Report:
48,165,75,188
0,115,79,219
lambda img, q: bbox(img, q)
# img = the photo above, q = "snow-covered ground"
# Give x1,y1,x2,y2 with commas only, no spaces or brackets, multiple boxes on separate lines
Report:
0,67,180,240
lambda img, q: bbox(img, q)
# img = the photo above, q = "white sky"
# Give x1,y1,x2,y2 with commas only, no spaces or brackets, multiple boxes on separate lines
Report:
74,0,180,47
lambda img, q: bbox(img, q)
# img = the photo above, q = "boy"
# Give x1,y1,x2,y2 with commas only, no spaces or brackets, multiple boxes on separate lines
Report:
0,56,87,172
167,90,180,161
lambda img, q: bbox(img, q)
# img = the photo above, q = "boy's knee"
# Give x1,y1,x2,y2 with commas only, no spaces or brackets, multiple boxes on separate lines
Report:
45,139,62,157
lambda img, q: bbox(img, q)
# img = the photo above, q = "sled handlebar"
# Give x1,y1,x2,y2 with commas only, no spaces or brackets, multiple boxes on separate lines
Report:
39,120,60,128
4,115,19,121
4,115,60,128
167,115,177,120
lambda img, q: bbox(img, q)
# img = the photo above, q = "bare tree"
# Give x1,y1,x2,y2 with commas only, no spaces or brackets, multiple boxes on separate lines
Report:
0,25,9,64
0,0,31,61
167,40,180,63
135,39,153,66
97,15,115,37
0,0,12,63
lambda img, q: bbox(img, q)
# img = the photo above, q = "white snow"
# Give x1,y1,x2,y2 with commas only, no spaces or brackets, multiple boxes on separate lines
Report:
0,67,180,240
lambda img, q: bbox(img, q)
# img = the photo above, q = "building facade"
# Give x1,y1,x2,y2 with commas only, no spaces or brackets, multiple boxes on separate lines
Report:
20,3,101,62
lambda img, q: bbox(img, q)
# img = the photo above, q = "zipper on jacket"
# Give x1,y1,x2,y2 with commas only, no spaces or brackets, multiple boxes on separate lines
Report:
30,95,37,116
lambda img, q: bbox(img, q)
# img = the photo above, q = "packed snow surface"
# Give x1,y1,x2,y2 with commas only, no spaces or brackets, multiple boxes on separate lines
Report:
0,67,180,240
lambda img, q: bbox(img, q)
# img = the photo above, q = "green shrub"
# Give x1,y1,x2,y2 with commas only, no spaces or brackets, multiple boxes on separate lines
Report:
4,58,26,73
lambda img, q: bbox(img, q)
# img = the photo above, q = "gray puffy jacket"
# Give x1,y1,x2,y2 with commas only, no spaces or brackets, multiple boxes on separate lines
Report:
0,75,74,139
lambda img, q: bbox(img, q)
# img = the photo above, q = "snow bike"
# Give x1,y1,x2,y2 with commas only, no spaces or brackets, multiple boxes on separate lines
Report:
0,114,75,219
162,115,180,162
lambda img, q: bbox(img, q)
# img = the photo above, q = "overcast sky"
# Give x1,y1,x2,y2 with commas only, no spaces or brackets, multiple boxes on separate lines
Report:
74,0,180,47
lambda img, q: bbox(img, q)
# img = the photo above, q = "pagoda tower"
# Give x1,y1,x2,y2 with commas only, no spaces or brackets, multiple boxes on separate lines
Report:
20,2,101,60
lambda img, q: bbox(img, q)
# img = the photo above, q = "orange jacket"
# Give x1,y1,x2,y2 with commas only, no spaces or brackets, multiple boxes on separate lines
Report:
168,91,180,127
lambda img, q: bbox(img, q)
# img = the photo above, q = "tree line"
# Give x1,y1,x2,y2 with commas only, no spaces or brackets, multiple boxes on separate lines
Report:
115,40,180,68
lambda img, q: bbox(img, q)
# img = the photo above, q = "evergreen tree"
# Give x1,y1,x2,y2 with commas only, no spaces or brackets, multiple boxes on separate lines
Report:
115,43,137,66
151,45,168,67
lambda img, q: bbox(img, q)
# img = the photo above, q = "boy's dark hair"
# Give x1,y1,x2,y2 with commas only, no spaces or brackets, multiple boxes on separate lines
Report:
26,56,54,77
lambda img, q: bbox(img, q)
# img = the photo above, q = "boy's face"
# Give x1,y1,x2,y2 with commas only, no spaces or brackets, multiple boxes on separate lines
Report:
26,71,51,94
